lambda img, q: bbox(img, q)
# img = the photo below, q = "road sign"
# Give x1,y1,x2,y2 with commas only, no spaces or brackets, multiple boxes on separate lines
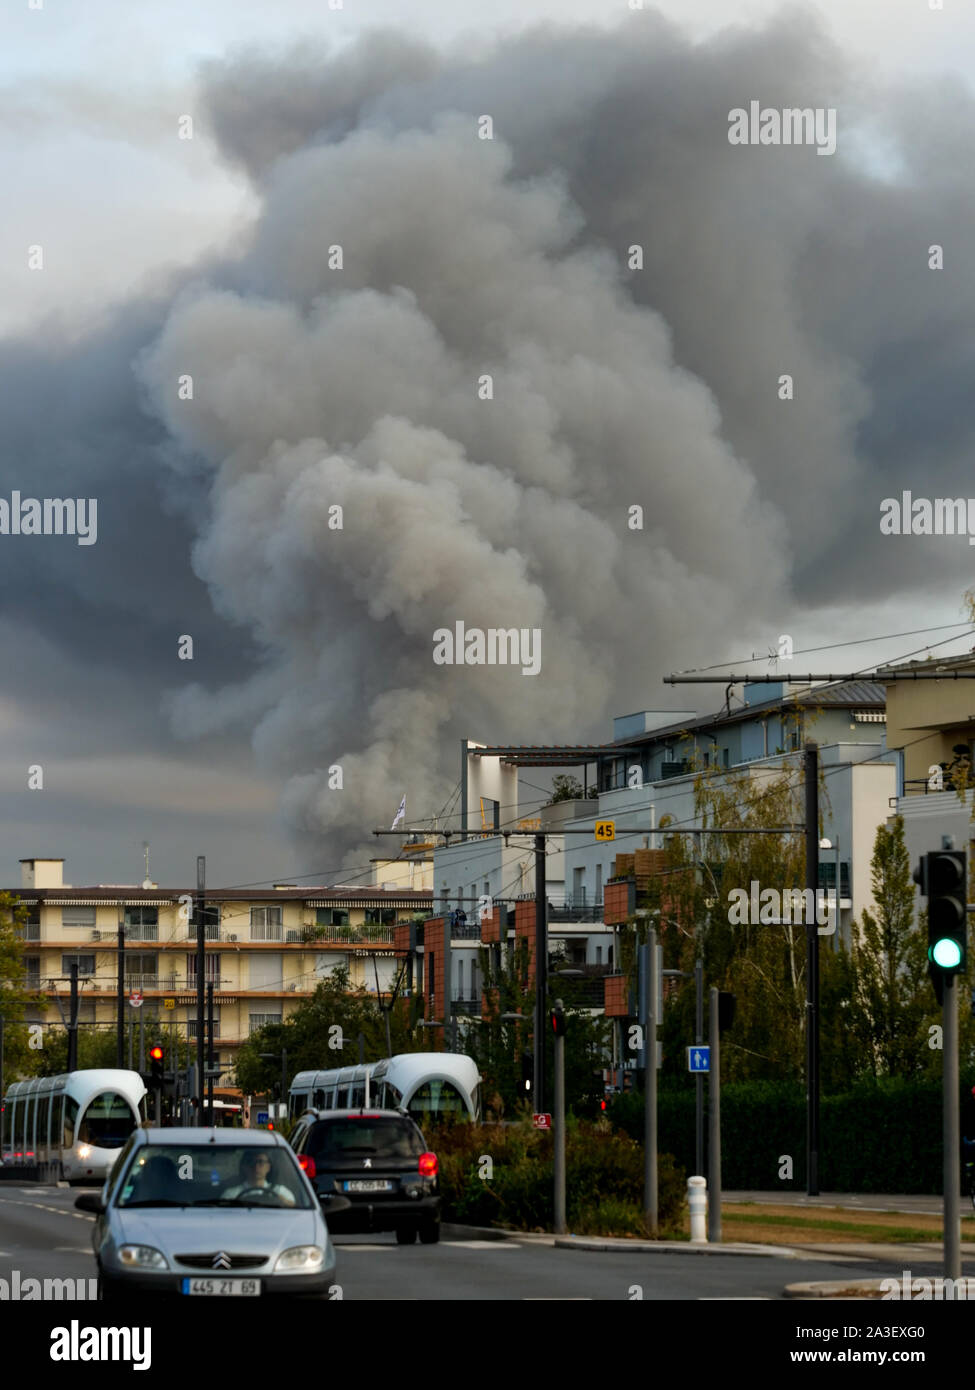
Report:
532,1113,552,1130
257,1111,269,1126
595,820,616,842
687,1046,710,1073
128,991,143,1008
163,997,175,1010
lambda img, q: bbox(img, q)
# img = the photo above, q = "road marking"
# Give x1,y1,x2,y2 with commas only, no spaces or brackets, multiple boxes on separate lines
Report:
337,1245,392,1252
443,1241,522,1249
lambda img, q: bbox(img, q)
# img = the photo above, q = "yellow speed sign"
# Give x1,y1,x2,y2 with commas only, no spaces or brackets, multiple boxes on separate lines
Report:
595,820,616,842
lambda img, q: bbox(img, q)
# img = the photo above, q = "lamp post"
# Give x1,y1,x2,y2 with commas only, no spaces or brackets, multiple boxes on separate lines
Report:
819,836,841,938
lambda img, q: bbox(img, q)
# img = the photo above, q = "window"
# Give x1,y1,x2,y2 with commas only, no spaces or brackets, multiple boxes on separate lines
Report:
440,884,448,913
125,907,159,941
596,946,602,964
37,1095,50,1153
61,905,95,927
61,954,94,977
315,908,348,927
314,952,347,979
126,953,158,977
428,951,435,999
249,954,282,990
62,1096,79,1148
189,905,221,940
76,1091,138,1149
457,959,465,997
572,868,585,907
250,906,283,940
249,1013,282,1033
24,955,40,988
595,864,603,901
308,1118,424,1163
408,1080,467,1121
186,953,220,983
723,748,730,768
187,1009,220,1040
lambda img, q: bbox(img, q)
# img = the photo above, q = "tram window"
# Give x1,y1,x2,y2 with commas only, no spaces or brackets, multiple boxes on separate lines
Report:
385,1083,403,1109
336,1088,349,1108
14,1100,24,1154
350,1085,365,1107
77,1092,138,1149
313,1089,325,1109
37,1096,50,1155
63,1096,79,1148
52,1095,63,1151
408,1080,467,1120
25,1097,36,1153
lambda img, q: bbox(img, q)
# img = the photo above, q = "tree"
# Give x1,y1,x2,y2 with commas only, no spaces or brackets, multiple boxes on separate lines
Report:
548,775,584,804
234,964,418,1096
850,818,929,1076
0,893,44,1082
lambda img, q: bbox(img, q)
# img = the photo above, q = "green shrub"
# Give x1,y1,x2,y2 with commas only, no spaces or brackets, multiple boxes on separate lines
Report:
426,1117,685,1236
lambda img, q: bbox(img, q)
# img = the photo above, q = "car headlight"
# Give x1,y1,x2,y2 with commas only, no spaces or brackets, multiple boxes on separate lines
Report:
274,1245,325,1272
118,1245,169,1269
76,1145,92,1160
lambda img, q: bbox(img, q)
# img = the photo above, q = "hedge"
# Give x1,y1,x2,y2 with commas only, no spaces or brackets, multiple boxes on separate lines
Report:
608,1078,969,1192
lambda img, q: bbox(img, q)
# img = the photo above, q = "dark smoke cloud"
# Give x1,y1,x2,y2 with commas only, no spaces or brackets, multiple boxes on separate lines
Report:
7,8,975,870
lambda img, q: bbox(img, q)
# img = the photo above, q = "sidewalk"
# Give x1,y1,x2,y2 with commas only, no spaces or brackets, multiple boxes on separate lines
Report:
724,1190,950,1217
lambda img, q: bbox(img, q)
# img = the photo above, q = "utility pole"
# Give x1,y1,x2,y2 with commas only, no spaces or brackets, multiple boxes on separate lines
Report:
207,982,215,1126
534,832,547,1114
67,963,79,1072
804,742,820,1196
707,986,721,1242
116,917,125,1067
644,928,659,1235
196,856,206,1125
695,958,704,1177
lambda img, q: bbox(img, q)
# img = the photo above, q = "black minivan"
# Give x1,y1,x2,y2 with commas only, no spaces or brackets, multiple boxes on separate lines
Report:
289,1109,441,1244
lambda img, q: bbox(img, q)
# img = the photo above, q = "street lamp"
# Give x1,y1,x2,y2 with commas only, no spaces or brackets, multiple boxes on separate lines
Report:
819,836,841,938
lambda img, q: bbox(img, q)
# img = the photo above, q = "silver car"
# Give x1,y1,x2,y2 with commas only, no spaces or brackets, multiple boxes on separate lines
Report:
75,1127,347,1299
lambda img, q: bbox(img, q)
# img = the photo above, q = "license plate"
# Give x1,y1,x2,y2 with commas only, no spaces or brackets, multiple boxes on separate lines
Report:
181,1277,261,1297
344,1180,393,1193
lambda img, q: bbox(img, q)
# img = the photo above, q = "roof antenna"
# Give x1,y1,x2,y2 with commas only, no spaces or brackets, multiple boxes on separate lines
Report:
142,841,153,890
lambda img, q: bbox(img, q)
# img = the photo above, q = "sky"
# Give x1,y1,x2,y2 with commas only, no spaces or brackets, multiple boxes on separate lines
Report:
2,0,975,889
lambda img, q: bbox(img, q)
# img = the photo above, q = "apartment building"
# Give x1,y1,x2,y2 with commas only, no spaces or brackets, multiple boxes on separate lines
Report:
12,857,432,1082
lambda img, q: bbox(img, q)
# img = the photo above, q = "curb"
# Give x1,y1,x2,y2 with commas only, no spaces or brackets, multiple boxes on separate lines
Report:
554,1236,802,1258
784,1279,891,1299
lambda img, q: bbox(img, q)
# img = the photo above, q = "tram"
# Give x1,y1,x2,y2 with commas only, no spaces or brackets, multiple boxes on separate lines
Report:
288,1053,480,1124
1,1069,147,1183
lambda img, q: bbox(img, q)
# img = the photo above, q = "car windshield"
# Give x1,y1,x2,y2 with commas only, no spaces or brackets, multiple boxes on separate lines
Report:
309,1119,424,1162
116,1145,312,1208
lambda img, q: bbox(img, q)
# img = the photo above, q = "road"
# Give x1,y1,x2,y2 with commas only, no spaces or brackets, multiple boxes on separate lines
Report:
0,1184,927,1300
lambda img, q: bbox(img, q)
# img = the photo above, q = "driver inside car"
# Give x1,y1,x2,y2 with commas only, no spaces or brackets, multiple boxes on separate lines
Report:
221,1150,296,1206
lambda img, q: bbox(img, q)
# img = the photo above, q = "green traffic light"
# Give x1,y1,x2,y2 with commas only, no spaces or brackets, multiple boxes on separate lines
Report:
931,937,964,969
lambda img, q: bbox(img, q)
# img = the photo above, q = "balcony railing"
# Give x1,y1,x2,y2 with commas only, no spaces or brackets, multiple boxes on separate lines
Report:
125,924,159,942
308,924,396,945
17,923,41,941
187,924,221,941
548,900,604,922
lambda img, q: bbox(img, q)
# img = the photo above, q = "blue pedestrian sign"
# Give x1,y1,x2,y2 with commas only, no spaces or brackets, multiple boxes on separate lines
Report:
687,1046,710,1073
257,1111,269,1125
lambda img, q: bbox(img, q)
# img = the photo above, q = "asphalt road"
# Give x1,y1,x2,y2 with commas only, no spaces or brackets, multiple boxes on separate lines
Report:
0,1185,918,1301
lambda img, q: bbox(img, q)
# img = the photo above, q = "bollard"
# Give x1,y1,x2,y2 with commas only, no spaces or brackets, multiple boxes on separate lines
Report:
688,1175,707,1244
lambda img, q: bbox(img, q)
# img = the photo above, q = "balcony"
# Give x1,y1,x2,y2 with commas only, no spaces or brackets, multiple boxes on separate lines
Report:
548,899,604,923
308,924,396,945
187,924,221,942
450,997,482,1016
17,923,41,942
125,924,159,943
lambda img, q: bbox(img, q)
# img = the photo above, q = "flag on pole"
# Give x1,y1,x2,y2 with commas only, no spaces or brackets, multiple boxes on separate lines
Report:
391,794,406,830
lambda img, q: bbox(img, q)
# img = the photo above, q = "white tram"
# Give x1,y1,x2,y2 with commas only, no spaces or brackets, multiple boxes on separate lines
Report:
288,1053,480,1124
1,1069,147,1183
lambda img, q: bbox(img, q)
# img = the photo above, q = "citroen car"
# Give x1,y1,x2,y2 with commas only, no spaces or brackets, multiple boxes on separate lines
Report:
75,1127,347,1298
289,1109,441,1244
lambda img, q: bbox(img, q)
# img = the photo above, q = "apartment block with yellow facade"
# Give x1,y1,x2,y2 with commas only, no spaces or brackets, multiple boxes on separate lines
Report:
13,858,432,1084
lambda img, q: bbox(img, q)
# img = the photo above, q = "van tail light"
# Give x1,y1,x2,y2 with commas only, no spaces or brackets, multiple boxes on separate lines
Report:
298,1155,317,1180
418,1152,438,1177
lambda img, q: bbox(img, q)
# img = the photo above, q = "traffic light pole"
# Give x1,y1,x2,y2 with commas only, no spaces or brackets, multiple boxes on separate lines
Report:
196,855,206,1125
534,833,547,1114
644,928,659,1236
804,743,820,1197
707,986,722,1243
944,974,961,1281
553,1000,566,1235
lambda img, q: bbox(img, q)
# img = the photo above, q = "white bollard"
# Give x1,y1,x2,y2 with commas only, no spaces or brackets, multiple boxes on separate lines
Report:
688,1175,708,1243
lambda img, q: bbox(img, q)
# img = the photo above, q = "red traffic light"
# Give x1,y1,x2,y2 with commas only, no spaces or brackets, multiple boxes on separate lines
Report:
550,1007,566,1038
148,1045,164,1062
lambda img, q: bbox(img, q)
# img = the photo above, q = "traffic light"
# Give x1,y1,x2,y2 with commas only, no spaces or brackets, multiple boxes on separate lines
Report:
915,851,967,1004
550,1003,566,1038
718,992,736,1033
520,1053,533,1092
149,1044,164,1089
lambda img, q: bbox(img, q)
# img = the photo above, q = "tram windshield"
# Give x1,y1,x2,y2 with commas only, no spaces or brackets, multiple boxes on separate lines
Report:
77,1091,139,1149
407,1079,468,1121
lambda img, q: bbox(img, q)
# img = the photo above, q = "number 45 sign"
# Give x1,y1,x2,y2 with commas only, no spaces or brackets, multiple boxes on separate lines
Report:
595,820,615,842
